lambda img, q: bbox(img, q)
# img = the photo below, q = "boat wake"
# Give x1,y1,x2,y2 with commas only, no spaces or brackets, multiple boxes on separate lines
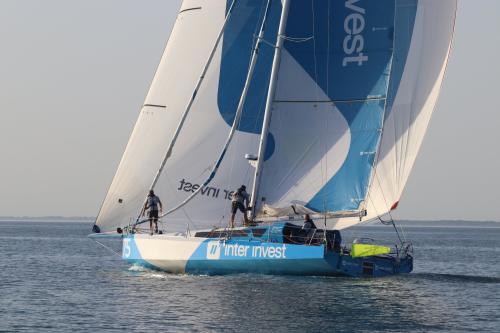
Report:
412,272,500,284
128,263,149,272
127,264,200,279
127,265,171,279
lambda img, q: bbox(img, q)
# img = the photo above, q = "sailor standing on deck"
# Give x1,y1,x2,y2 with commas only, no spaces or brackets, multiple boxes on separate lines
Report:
230,185,250,228
143,190,163,235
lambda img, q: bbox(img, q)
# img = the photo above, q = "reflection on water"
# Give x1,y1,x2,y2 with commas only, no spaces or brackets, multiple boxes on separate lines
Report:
0,221,499,332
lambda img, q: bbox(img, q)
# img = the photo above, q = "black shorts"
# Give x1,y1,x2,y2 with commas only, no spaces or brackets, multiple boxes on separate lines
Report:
231,202,245,214
148,210,159,219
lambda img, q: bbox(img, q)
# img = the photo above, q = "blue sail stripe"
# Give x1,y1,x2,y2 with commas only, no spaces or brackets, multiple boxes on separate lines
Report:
307,100,386,211
280,0,396,212
306,0,418,212
217,0,282,134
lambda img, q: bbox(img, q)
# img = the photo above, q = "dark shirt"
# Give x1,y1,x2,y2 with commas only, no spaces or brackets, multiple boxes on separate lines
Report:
146,195,161,212
303,219,317,230
232,189,249,206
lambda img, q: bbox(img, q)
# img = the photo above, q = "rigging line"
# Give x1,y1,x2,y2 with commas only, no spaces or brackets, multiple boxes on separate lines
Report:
397,115,411,196
364,0,399,208
399,76,415,196
224,59,247,227
136,0,276,225
248,0,267,69
377,213,404,246
274,97,387,103
225,137,239,227
365,176,405,245
91,238,122,257
326,0,330,95
394,5,405,195
310,0,320,103
391,213,407,244
397,10,418,196
392,6,411,197
225,24,255,225
250,0,291,219
374,168,408,245
319,111,326,214
322,108,329,214
241,1,274,212
281,36,314,42
134,0,239,224
310,0,329,215
166,175,195,228
217,215,226,231
390,209,407,242
309,0,322,212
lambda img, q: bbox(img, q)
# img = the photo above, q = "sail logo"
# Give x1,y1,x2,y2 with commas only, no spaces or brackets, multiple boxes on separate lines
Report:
206,241,221,260
343,0,368,67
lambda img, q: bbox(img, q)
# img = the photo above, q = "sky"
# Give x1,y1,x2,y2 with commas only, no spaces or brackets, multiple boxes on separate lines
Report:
0,0,499,221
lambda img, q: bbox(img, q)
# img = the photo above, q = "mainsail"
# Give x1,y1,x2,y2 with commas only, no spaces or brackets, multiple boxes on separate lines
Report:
95,0,457,233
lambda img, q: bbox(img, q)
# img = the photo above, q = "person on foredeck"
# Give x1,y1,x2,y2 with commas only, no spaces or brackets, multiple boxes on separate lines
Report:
143,189,163,235
230,185,250,228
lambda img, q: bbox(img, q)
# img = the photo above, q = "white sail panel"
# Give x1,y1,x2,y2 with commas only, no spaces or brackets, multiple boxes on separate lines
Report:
96,1,281,232
95,2,227,232
366,0,458,222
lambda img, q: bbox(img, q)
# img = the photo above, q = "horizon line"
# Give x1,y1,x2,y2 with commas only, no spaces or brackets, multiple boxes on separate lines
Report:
0,216,498,223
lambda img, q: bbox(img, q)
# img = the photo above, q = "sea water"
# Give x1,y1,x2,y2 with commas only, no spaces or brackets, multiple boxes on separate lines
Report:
0,220,499,332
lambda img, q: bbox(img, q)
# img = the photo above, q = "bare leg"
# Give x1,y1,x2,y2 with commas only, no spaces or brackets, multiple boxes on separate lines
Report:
154,218,158,233
149,219,153,235
230,213,235,228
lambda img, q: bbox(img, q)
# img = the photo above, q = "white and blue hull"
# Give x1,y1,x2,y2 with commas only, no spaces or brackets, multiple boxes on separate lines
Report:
122,234,412,277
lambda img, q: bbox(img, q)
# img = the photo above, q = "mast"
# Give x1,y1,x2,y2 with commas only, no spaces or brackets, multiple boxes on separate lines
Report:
249,0,291,220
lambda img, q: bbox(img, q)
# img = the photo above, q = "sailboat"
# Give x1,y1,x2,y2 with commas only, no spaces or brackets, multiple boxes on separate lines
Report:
92,0,457,277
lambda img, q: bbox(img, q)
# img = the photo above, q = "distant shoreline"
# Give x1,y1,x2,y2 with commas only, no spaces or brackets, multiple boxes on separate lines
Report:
0,216,94,222
0,217,498,226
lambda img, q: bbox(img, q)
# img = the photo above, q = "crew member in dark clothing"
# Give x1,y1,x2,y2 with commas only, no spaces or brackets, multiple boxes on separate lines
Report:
302,214,317,230
230,185,250,228
142,190,163,235
302,214,317,242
